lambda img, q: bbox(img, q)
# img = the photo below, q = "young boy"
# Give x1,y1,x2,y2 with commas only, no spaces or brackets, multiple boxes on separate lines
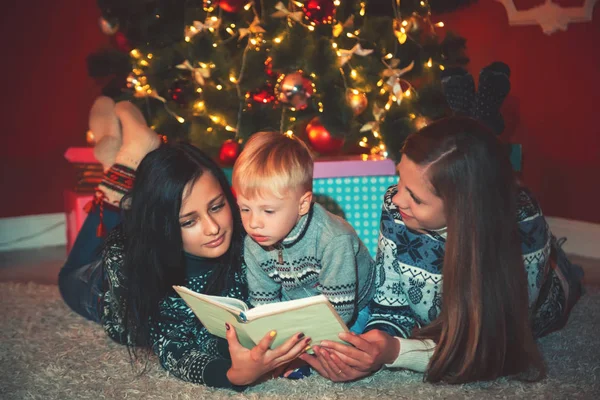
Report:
232,131,375,333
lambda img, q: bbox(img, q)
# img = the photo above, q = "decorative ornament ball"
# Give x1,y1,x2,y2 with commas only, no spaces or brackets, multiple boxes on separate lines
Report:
99,17,119,35
346,90,368,115
86,130,96,145
277,72,314,110
303,0,336,25
218,0,246,13
219,139,241,165
169,79,192,106
305,117,344,154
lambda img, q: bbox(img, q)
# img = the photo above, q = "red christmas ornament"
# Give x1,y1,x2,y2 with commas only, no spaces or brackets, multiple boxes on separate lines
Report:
219,139,241,165
303,0,336,25
305,117,344,154
218,0,246,13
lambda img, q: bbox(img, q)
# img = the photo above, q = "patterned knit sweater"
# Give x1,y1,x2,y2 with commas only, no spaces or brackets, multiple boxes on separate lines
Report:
366,185,551,369
101,229,247,389
244,203,376,324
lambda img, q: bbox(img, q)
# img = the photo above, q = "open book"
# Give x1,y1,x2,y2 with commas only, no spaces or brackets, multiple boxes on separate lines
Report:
173,286,349,350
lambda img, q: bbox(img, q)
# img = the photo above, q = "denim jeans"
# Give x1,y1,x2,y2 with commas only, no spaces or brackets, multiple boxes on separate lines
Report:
58,206,121,323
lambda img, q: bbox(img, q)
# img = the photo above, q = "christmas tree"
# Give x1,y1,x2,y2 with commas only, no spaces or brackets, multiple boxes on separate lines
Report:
88,0,470,164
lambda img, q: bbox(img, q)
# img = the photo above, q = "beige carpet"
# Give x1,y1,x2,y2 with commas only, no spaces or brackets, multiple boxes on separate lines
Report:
1,282,598,400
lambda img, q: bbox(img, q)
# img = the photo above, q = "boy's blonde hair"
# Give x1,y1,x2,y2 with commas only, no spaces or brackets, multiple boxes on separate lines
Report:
232,131,314,199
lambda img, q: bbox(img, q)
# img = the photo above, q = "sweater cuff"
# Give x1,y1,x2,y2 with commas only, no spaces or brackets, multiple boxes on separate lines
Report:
203,358,246,392
384,338,436,372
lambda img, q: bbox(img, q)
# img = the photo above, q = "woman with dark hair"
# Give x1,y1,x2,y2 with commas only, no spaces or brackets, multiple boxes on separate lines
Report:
300,116,583,384
58,98,310,390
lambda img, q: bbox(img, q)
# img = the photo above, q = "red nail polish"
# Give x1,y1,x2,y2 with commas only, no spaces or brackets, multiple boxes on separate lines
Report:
225,323,230,330
298,333,305,339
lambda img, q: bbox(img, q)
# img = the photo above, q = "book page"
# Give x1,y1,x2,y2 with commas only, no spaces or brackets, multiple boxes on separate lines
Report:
173,286,256,348
245,294,330,320
242,298,349,350
173,286,248,313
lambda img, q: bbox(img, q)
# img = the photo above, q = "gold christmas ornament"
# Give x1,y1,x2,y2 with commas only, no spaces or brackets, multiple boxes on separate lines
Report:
346,90,368,115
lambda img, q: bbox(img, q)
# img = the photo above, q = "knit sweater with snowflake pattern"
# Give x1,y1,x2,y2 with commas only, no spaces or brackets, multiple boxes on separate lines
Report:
367,185,551,372
101,228,247,390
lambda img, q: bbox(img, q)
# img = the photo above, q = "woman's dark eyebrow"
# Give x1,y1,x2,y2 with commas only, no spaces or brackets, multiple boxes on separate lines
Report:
179,211,197,219
208,193,225,205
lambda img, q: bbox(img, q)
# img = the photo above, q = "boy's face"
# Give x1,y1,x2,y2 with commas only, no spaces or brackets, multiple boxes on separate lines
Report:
237,188,312,247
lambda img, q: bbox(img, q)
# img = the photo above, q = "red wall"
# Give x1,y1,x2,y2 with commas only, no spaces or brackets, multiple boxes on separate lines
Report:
0,1,108,218
1,1,599,224
438,0,600,223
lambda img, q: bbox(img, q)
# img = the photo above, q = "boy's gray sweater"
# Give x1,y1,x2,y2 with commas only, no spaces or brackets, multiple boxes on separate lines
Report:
244,202,376,324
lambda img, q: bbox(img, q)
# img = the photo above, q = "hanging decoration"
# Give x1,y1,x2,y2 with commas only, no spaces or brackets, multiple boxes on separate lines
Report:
276,71,314,110
346,90,368,115
176,60,211,86
496,0,598,35
272,2,304,23
306,117,344,154
219,139,241,165
337,43,374,66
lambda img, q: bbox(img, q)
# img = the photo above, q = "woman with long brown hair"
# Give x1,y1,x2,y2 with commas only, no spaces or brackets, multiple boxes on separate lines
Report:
300,116,583,384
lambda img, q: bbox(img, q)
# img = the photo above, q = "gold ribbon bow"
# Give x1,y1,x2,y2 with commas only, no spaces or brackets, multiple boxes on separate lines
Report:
272,2,304,23
239,16,266,39
176,60,211,86
338,43,374,66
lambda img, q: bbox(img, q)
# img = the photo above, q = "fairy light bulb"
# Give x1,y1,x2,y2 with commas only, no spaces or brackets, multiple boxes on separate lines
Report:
426,58,433,68
350,70,357,79
130,49,141,59
435,22,444,27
